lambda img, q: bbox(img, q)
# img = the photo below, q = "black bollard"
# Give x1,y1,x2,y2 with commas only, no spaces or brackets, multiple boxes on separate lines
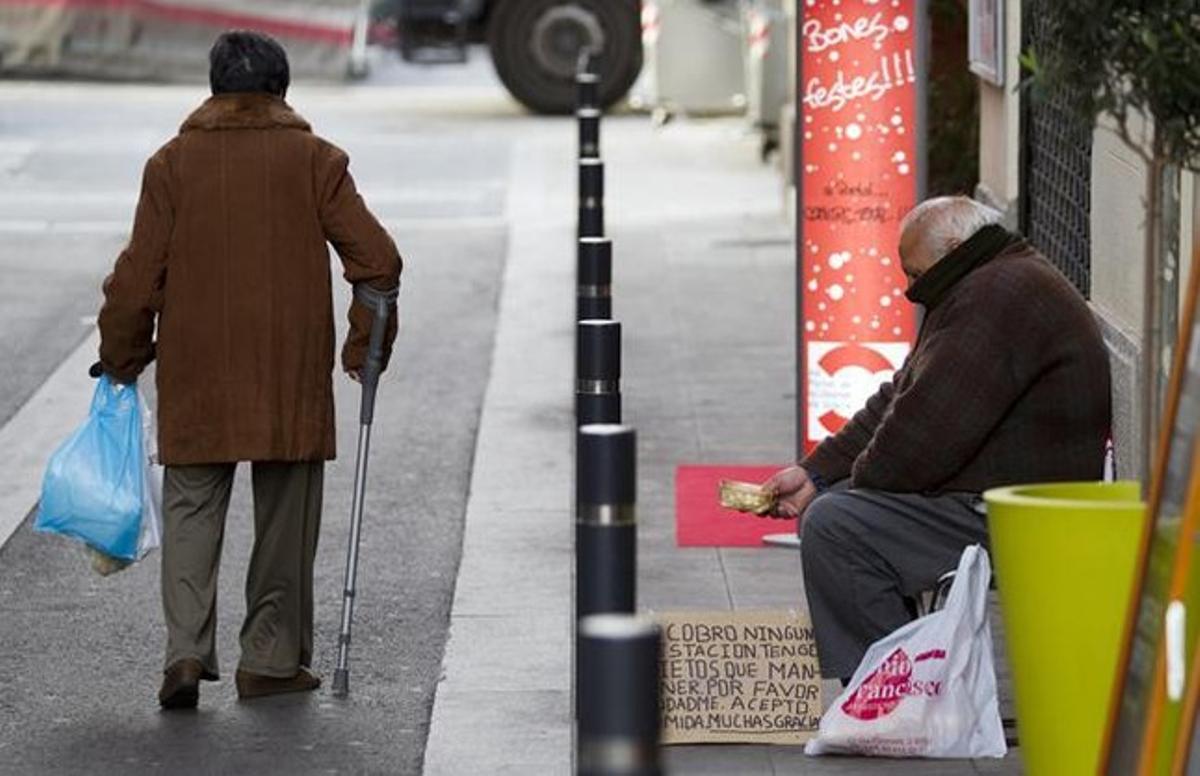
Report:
576,320,621,425
578,158,604,239
579,107,601,160
577,71,600,112
576,423,635,618
577,614,662,776
577,237,612,321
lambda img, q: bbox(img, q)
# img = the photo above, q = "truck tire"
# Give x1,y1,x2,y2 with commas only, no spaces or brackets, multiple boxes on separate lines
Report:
487,0,642,114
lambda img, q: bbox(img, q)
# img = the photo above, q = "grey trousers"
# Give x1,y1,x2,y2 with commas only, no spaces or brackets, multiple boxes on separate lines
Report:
799,481,988,679
161,461,324,679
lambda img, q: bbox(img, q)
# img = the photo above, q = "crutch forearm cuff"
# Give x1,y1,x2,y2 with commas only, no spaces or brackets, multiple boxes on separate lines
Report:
353,283,400,312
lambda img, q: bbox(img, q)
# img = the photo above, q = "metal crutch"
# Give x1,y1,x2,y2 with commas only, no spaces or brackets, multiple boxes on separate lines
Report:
332,282,400,698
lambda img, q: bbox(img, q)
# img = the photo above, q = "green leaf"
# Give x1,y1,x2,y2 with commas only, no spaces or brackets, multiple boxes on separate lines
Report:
1141,27,1159,52
1018,49,1040,75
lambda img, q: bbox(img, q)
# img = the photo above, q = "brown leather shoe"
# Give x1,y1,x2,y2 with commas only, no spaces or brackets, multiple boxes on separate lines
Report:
235,667,322,700
159,658,206,710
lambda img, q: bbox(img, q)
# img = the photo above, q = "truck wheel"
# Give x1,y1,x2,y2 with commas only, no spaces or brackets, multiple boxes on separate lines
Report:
487,0,642,114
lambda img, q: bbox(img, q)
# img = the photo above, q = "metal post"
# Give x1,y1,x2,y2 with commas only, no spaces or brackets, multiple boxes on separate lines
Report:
576,423,635,617
577,614,662,776
579,107,601,160
576,321,621,426
348,0,370,78
577,71,600,112
577,237,612,321
579,159,605,239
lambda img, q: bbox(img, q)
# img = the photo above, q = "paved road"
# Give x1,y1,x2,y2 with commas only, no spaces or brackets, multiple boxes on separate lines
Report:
0,49,522,775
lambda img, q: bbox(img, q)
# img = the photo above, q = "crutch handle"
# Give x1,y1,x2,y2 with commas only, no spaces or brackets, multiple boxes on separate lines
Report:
353,283,399,425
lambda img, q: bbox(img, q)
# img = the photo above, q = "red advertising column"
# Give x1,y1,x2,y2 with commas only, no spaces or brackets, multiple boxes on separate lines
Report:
797,0,923,456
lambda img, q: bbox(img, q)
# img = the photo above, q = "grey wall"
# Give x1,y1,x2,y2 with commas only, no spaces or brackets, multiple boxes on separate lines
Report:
1098,311,1144,482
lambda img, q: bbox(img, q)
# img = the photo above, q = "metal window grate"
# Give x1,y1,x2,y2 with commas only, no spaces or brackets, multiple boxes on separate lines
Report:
1019,0,1093,297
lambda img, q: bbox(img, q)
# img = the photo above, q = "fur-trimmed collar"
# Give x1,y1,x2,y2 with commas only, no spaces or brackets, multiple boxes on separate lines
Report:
181,93,311,133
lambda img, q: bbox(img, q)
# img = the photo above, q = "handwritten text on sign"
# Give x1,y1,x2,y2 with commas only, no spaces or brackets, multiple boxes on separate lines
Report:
658,611,823,745
799,0,919,453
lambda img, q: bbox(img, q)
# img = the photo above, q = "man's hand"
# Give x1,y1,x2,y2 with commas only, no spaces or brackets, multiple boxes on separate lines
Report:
345,368,362,383
88,361,134,385
762,466,818,518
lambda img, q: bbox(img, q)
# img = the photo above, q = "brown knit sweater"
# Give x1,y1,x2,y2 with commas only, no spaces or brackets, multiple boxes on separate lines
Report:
802,239,1111,494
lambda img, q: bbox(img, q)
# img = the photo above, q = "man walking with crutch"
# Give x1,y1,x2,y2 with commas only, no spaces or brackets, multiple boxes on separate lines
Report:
96,30,402,709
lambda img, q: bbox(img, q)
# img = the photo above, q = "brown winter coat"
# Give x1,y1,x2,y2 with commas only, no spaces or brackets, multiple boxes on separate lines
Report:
98,93,402,465
802,237,1111,494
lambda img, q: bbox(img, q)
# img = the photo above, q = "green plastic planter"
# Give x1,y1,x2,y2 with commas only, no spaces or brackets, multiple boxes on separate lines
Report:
984,481,1145,776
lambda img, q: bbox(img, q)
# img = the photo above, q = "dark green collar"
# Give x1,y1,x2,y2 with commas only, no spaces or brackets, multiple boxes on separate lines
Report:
905,224,1020,309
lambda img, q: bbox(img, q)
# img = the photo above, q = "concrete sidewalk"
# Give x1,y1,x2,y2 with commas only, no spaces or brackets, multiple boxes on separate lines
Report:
423,114,1024,774
423,119,576,775
607,120,1023,775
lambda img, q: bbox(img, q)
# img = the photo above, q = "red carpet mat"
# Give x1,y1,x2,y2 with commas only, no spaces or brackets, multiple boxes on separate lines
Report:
675,465,798,547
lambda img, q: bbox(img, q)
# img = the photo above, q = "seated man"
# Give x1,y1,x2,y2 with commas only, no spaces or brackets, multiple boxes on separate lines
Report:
766,196,1111,681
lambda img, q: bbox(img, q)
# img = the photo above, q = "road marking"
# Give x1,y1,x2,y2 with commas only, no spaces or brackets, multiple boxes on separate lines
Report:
0,220,130,234
0,330,98,552
380,216,506,231
0,215,506,235
0,185,502,206
0,140,36,174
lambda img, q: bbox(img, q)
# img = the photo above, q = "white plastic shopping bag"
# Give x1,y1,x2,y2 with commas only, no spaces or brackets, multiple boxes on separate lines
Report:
805,544,1006,758
137,387,163,558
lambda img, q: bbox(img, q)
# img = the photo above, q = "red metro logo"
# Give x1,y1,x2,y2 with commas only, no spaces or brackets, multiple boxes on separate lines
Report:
803,340,909,451
840,647,946,721
815,343,896,434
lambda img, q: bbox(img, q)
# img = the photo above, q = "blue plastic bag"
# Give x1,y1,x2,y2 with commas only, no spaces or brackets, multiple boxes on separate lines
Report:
36,375,145,561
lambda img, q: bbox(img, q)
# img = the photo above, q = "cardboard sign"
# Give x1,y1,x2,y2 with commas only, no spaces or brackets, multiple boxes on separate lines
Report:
675,465,797,547
798,0,922,454
658,610,823,745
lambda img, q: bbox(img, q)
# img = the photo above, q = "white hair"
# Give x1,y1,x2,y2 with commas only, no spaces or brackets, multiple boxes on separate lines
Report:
900,196,1004,261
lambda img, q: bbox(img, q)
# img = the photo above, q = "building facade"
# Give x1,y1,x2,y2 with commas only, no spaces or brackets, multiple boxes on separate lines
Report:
974,0,1197,482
